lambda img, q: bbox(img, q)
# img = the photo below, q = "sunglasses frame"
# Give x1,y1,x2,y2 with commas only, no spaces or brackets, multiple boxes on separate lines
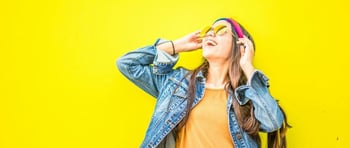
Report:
199,25,235,38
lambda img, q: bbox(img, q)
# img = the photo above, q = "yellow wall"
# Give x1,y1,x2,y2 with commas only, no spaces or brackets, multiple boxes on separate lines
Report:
1,0,350,147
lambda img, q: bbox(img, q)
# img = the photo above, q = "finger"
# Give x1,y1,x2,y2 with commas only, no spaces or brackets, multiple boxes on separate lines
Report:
194,32,202,38
243,38,255,54
197,42,203,48
244,43,248,49
196,38,203,43
242,36,254,48
240,43,245,56
194,30,201,35
236,40,245,47
237,37,246,44
237,38,251,49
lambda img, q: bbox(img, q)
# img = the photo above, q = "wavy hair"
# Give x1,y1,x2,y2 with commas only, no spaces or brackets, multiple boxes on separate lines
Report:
176,18,291,148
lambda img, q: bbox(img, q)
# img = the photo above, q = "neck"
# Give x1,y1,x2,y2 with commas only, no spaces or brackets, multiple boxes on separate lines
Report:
206,61,229,89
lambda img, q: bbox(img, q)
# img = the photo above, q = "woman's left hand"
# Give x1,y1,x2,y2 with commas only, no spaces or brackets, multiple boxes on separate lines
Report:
237,37,255,79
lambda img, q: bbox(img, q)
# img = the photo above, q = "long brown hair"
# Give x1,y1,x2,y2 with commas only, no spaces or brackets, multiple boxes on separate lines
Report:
176,18,291,147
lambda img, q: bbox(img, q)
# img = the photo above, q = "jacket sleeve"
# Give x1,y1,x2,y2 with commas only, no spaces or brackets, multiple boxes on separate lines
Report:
116,39,179,98
234,70,284,132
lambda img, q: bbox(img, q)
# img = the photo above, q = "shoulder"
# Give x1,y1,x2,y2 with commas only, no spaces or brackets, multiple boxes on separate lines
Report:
167,67,190,83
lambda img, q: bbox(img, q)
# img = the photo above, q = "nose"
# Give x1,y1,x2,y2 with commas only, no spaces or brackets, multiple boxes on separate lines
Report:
206,30,215,37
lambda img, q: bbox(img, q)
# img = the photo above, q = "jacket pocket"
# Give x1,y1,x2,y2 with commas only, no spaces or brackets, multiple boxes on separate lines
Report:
166,83,188,111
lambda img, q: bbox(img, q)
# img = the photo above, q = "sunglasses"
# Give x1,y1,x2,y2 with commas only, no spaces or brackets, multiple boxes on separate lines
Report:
199,25,235,38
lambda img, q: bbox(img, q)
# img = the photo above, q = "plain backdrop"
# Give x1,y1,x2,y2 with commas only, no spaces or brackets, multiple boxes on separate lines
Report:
1,0,350,147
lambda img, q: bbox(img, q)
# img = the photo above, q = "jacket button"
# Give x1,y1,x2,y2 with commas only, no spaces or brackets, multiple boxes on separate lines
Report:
236,133,242,139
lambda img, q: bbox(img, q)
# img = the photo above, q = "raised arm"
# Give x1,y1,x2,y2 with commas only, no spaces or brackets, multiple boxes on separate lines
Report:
235,37,284,132
117,31,202,98
235,70,284,132
117,39,179,98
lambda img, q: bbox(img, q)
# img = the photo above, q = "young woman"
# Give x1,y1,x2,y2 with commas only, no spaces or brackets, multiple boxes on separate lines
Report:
117,18,290,148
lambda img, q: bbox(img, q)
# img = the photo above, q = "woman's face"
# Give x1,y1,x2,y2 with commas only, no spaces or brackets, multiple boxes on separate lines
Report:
202,20,235,62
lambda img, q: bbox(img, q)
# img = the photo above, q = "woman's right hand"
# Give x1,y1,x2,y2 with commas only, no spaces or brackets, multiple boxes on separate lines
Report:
173,31,202,53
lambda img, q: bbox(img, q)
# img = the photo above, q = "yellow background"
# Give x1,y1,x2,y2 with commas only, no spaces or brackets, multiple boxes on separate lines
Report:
1,0,350,147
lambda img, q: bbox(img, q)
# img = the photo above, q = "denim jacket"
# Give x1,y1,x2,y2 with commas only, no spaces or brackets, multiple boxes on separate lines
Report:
117,39,284,148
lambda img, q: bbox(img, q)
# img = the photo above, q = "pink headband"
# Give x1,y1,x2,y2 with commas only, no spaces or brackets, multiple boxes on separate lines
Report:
214,18,244,38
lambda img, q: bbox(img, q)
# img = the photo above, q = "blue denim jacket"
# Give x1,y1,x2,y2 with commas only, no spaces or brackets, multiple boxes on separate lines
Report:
117,39,284,148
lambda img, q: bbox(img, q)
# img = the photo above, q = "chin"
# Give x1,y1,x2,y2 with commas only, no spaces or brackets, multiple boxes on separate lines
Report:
202,46,216,58
202,52,215,60
202,49,210,58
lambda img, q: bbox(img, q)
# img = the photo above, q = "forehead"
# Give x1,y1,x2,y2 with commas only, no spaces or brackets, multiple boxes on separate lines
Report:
212,20,232,29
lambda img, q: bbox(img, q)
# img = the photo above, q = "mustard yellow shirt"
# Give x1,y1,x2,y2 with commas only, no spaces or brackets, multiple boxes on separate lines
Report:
176,88,235,148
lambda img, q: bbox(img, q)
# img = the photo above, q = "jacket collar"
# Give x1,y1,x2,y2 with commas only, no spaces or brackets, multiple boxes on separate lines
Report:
195,70,206,83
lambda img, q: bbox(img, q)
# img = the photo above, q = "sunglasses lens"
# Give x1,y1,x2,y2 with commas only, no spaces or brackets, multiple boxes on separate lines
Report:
200,25,229,37
214,25,228,35
200,26,211,37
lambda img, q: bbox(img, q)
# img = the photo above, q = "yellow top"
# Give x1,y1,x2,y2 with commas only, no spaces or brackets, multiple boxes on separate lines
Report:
176,88,235,148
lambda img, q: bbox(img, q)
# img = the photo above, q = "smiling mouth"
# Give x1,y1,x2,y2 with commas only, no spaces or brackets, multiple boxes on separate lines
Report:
205,39,217,46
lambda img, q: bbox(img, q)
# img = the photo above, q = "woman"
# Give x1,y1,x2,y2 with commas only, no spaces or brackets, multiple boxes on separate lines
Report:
117,18,290,148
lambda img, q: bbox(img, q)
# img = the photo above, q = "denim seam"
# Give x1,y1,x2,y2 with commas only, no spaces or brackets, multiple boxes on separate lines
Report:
126,56,158,97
